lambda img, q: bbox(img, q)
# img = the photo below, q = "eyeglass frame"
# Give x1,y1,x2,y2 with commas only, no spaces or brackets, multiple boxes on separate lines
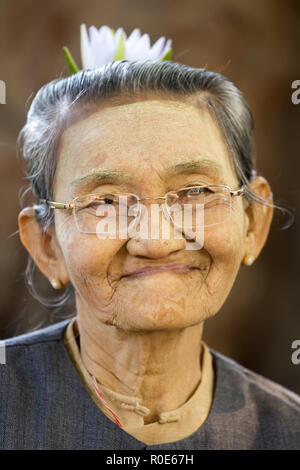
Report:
39,182,247,231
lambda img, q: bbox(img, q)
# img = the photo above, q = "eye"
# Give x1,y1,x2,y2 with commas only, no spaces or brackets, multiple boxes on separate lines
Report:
78,194,118,211
101,197,115,205
94,194,118,204
186,186,214,196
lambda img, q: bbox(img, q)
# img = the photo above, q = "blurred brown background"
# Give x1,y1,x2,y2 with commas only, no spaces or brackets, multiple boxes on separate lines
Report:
0,0,299,393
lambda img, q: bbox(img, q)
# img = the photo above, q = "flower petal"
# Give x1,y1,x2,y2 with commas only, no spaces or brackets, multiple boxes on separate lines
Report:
99,25,115,50
114,31,126,60
126,33,151,61
126,28,141,49
148,36,166,60
114,27,127,48
161,47,172,61
160,39,172,59
80,23,93,69
139,33,151,52
89,25,101,45
91,25,115,67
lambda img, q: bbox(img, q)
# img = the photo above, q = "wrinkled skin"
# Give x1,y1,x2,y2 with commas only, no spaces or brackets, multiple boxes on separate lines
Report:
19,96,273,423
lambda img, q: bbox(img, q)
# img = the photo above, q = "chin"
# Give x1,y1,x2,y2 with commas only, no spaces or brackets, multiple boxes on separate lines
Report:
109,305,203,332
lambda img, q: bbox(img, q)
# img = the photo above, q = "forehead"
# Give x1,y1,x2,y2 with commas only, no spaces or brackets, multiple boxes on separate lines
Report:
61,98,224,145
54,99,237,197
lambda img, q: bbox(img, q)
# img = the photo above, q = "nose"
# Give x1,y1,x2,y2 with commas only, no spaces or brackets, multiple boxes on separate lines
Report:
126,200,186,259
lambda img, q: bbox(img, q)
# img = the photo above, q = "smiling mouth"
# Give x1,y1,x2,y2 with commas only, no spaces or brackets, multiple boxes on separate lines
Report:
121,266,200,279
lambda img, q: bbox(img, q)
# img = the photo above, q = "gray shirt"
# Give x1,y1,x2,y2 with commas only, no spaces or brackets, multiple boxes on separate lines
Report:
0,319,299,450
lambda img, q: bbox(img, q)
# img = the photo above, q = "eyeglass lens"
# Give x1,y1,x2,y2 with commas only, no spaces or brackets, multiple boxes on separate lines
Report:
73,186,232,235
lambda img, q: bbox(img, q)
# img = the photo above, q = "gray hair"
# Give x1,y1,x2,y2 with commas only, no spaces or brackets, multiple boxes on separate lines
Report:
17,59,294,317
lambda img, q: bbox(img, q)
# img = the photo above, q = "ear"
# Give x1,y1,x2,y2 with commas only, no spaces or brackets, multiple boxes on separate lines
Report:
18,207,70,287
243,176,274,261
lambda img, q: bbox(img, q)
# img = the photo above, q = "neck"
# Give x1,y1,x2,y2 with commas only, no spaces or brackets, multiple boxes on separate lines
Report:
76,312,204,424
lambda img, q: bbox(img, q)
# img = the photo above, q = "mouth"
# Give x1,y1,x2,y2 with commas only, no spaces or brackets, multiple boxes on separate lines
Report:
121,265,200,280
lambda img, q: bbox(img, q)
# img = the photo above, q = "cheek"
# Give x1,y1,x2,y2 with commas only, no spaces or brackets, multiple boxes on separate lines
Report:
56,220,122,292
204,202,245,262
204,223,243,264
63,235,125,321
201,205,245,309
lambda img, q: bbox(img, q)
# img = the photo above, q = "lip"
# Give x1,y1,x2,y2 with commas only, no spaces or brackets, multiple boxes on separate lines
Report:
121,264,200,279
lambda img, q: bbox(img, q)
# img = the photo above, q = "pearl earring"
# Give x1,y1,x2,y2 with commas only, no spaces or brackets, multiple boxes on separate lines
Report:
50,278,63,289
243,254,255,266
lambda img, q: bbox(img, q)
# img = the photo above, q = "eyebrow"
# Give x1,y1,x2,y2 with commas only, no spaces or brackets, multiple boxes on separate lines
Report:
166,158,224,179
71,157,226,193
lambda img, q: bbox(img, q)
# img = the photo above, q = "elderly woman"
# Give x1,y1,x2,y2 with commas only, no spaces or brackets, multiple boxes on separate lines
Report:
1,58,300,450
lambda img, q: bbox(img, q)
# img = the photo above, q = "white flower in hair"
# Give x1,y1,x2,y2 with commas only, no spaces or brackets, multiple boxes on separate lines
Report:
63,24,172,74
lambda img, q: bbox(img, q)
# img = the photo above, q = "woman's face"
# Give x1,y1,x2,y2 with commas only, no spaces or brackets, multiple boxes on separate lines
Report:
26,97,273,331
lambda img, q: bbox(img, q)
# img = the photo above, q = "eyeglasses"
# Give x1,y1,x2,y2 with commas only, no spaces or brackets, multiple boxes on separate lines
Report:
40,183,247,235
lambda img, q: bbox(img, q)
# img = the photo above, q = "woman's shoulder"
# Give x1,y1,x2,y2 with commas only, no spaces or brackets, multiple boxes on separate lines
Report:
3,319,71,348
209,347,300,416
0,319,72,379
204,348,300,449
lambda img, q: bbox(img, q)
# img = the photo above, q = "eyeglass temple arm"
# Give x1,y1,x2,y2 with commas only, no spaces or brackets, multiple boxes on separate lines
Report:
40,198,74,210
